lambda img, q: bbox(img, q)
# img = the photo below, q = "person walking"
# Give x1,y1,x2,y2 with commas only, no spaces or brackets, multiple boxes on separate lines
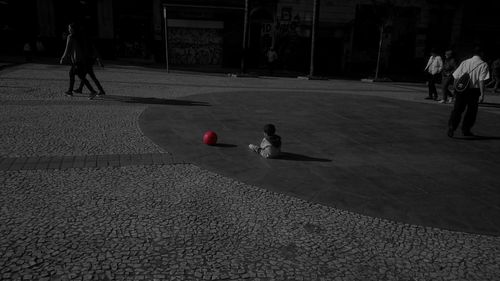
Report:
74,29,106,96
23,42,32,62
438,50,458,103
447,47,490,137
266,47,278,75
424,48,443,100
487,57,500,93
59,23,97,99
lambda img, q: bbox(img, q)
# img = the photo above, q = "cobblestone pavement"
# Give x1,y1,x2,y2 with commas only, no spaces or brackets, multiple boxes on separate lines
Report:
1,64,499,280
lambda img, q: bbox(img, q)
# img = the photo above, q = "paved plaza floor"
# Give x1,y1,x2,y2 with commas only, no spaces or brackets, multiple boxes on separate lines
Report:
1,63,500,280
140,89,500,236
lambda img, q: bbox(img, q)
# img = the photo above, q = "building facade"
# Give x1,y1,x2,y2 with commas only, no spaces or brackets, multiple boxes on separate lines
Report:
1,0,499,78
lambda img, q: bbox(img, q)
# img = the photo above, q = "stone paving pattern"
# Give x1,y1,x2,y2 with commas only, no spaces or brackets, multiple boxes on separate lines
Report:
1,165,499,281
0,103,163,158
1,64,499,280
0,153,176,171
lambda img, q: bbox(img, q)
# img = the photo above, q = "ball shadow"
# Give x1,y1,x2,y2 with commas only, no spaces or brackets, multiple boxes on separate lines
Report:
213,143,238,148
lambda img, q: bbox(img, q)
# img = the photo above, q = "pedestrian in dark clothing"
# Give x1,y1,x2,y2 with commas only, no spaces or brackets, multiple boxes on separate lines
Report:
74,29,106,96
266,47,278,75
59,23,96,99
438,50,458,103
424,48,443,100
447,47,490,137
487,57,500,93
23,42,32,62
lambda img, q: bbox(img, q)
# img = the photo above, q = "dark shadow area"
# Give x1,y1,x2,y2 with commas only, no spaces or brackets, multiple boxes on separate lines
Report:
276,152,332,162
480,102,500,108
103,95,211,106
213,143,238,148
457,135,500,140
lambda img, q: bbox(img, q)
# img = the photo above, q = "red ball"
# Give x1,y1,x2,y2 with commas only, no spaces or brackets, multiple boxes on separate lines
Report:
203,131,218,145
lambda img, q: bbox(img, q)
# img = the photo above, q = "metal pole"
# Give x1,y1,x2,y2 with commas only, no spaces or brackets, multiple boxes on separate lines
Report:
309,0,319,77
375,25,383,81
163,6,169,73
240,0,249,73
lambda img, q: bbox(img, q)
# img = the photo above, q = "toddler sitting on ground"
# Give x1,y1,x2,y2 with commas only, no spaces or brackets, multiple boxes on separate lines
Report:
249,124,282,159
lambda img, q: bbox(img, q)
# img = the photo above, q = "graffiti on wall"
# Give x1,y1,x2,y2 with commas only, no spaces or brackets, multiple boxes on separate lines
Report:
168,28,223,65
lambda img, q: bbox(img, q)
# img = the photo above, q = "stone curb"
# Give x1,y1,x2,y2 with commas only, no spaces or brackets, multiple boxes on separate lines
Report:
0,153,179,171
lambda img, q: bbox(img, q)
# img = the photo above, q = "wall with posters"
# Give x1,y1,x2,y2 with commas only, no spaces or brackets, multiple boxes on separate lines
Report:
167,20,224,65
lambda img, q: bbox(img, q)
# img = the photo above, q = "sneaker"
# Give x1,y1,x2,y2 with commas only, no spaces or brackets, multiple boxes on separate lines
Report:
64,91,73,96
447,98,454,103
438,99,445,103
447,127,454,138
73,89,82,94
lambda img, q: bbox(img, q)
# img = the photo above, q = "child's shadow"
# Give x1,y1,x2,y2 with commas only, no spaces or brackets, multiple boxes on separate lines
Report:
276,152,332,162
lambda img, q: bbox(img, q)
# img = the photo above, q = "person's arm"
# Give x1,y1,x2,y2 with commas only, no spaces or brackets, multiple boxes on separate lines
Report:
479,80,485,103
478,64,491,103
424,57,431,71
60,35,71,64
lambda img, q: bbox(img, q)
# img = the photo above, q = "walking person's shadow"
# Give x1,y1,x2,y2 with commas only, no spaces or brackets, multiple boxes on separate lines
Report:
479,102,500,108
100,95,210,106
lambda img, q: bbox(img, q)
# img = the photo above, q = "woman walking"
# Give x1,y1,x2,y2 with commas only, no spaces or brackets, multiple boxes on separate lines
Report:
59,23,97,99
74,28,106,96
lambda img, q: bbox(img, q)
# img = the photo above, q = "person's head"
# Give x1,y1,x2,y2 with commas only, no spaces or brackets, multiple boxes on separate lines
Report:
68,22,82,36
473,46,484,58
263,124,276,136
68,23,76,35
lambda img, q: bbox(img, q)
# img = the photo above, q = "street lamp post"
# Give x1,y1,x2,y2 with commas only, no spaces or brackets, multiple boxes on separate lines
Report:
163,5,169,73
240,0,249,73
374,25,383,81
309,0,320,77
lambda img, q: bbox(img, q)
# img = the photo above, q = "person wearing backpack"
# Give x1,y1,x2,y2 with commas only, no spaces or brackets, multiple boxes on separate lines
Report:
447,47,490,137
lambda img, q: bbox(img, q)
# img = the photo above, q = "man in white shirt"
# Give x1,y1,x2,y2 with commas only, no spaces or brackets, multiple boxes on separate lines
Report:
424,48,443,100
447,47,490,137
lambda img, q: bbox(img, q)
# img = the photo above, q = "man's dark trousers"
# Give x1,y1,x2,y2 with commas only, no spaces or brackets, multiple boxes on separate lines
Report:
427,73,440,99
441,75,454,101
448,88,480,134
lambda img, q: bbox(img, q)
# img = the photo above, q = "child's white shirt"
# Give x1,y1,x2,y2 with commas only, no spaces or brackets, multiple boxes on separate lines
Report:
259,137,281,159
